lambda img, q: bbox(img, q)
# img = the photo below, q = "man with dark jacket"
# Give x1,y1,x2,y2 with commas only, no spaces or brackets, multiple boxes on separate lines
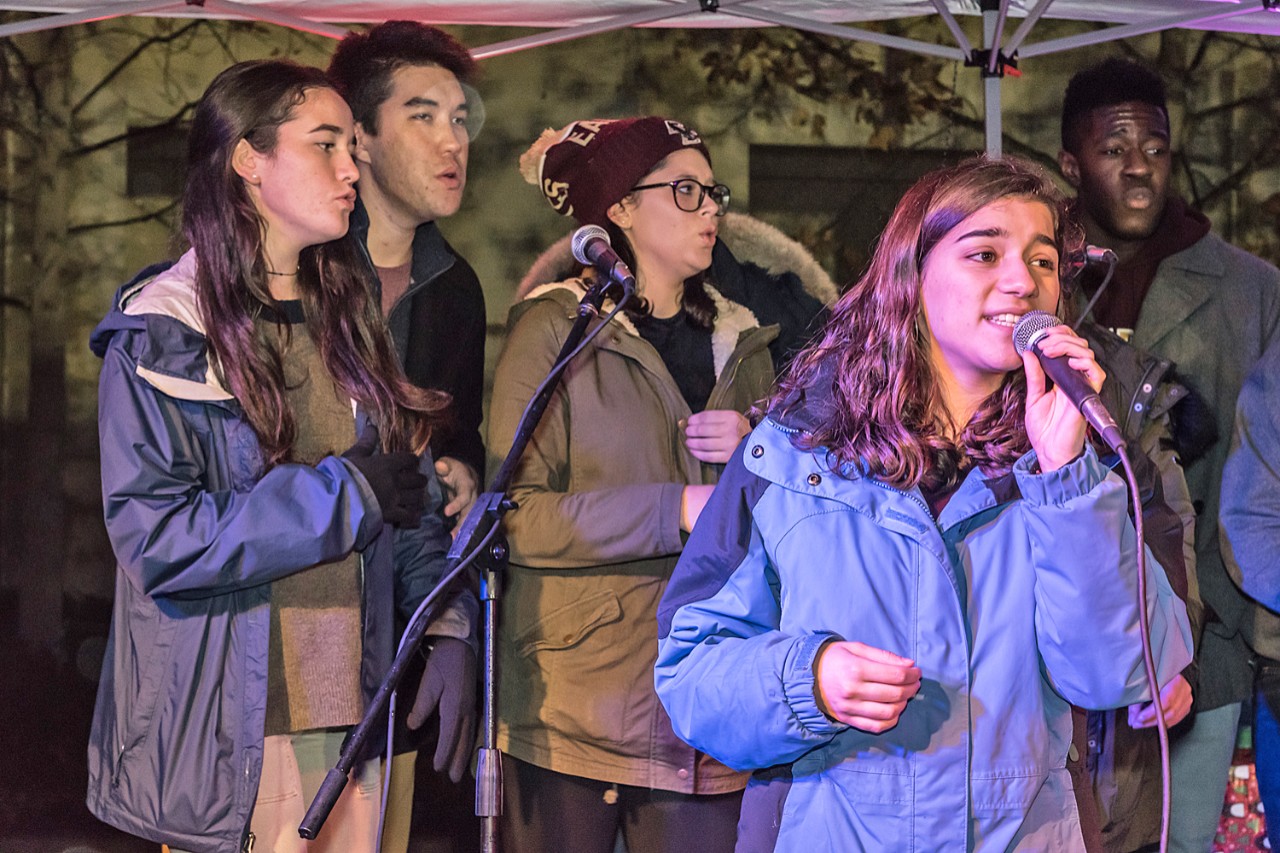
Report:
1059,56,1280,853
328,21,486,851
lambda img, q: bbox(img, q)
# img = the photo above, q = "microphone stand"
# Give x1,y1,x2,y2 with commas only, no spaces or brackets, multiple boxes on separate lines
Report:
301,278,627,853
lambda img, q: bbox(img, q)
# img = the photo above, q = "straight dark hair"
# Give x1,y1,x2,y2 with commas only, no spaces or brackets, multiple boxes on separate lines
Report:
327,20,477,135
183,59,446,467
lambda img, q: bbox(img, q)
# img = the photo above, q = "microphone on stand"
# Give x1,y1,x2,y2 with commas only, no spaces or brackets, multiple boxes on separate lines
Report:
1083,244,1118,267
1012,309,1126,452
572,225,636,296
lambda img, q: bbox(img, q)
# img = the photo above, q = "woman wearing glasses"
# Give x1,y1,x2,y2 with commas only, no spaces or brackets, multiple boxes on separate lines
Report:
485,117,820,851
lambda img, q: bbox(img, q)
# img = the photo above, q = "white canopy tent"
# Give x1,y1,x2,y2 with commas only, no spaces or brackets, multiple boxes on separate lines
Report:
2,0,1279,154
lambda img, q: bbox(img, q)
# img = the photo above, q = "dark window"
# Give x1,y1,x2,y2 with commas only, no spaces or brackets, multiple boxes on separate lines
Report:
126,123,188,198
749,146,963,288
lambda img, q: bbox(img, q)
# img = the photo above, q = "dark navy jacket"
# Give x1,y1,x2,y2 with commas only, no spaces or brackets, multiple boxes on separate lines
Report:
85,251,471,853
349,200,487,478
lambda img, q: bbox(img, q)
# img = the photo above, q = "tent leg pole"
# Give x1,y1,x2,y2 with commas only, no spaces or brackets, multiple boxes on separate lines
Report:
983,3,1003,158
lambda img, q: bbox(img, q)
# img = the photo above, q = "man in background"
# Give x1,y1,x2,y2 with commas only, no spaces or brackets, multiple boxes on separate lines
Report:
1059,56,1280,852
329,21,487,851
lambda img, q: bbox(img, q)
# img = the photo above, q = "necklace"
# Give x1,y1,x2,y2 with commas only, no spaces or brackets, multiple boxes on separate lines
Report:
265,268,299,276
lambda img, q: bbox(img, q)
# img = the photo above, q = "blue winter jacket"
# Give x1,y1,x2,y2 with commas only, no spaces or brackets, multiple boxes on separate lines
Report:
655,411,1193,852
85,251,474,853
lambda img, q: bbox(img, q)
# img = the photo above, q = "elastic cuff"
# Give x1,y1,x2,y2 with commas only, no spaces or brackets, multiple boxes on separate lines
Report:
425,592,481,653
1013,445,1107,507
784,632,849,735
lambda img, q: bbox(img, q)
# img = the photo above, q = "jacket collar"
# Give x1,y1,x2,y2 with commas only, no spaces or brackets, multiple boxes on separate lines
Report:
714,212,838,307
1130,232,1217,351
515,212,837,307
350,195,456,299
759,367,1012,535
519,278,772,380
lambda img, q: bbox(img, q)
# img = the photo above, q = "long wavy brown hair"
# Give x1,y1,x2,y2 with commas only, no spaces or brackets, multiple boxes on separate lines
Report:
769,155,1082,490
183,59,446,467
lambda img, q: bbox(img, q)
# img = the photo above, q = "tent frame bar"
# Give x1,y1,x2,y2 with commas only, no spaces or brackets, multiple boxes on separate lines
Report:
201,0,348,38
1019,3,1266,57
4,0,1275,160
1004,0,1058,56
0,0,182,38
932,0,976,56
472,0,757,59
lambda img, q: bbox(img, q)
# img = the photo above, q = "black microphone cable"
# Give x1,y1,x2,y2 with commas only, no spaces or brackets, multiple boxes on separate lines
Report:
1115,444,1173,853
1062,243,1174,851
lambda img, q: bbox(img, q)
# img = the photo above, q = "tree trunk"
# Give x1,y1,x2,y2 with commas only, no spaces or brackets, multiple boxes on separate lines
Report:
10,29,73,652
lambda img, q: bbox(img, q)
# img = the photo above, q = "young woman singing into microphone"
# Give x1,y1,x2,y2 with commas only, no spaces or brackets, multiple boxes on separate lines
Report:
654,155,1193,852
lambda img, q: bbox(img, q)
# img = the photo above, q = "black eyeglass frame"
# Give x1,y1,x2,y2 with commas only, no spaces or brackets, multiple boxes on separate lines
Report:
629,178,731,215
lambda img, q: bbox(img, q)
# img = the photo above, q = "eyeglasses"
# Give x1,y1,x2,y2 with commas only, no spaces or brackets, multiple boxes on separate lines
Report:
629,178,731,216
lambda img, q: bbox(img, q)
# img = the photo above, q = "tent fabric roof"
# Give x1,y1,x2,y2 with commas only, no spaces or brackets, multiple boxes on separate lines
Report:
3,0,1275,153
4,0,1280,38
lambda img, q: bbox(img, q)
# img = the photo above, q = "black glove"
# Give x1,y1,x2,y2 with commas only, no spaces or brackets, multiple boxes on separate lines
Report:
407,636,478,783
341,425,429,528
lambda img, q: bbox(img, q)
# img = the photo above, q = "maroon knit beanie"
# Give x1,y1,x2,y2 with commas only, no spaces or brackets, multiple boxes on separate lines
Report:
519,116,711,226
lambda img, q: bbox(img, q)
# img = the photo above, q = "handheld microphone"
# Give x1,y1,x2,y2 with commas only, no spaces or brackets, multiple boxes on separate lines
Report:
1012,310,1126,452
572,225,636,295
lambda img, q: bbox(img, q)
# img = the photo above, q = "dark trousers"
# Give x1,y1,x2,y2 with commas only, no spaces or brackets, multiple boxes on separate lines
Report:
499,755,743,853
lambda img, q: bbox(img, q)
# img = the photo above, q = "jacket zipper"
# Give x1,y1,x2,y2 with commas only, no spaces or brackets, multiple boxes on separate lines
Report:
352,221,450,328
707,329,775,411
869,478,936,524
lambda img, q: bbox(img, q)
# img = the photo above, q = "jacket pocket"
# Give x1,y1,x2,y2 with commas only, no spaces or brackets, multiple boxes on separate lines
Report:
777,760,913,851
111,593,178,784
512,589,632,747
516,589,622,657
823,758,912,807
971,767,1043,814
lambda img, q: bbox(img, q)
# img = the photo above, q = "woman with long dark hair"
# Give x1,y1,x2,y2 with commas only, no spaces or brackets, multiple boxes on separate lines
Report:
655,156,1194,851
86,60,469,853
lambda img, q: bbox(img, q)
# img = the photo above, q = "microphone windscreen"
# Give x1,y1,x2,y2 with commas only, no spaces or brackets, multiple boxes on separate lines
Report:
571,224,610,266
1011,310,1059,357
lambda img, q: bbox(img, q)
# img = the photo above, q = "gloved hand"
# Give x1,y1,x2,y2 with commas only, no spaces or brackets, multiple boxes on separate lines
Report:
407,636,478,783
341,425,429,528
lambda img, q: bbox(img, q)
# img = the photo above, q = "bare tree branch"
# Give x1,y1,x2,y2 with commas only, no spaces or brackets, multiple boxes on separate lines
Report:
71,101,197,157
1,36,46,117
72,20,206,116
68,198,180,235
1187,31,1215,75
1187,94,1277,122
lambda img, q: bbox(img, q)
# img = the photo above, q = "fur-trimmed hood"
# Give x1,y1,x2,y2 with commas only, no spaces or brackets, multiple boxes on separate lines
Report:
516,277,774,381
516,212,836,306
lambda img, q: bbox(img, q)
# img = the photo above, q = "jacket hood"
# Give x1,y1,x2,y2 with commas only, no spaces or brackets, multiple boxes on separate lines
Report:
515,212,837,306
90,249,234,402
763,350,840,436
